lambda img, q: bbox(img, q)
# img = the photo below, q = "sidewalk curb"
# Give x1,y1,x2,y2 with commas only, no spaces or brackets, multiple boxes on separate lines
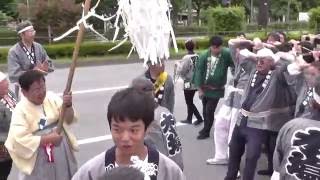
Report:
0,55,182,73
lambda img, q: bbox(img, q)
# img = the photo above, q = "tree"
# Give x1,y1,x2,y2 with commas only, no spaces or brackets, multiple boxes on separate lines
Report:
299,0,320,12
257,0,269,27
193,0,218,22
17,0,81,42
270,0,301,22
171,0,184,26
0,0,18,19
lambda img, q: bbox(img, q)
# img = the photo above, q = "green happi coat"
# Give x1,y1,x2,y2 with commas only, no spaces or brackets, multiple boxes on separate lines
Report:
193,47,234,98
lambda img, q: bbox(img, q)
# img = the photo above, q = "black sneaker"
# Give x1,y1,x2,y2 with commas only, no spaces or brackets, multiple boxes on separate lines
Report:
197,133,209,140
180,120,192,124
198,129,205,135
257,170,273,176
193,120,203,126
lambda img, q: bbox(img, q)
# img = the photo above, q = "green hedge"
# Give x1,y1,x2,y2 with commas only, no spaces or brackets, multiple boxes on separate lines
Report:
0,48,8,63
206,6,245,35
0,34,304,63
0,27,17,46
246,22,309,32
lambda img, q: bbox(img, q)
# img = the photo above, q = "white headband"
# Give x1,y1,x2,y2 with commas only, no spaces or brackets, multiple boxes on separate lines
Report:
313,88,320,105
18,25,34,34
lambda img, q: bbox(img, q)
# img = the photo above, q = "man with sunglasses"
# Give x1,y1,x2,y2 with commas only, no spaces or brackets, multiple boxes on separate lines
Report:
7,21,54,97
225,48,295,180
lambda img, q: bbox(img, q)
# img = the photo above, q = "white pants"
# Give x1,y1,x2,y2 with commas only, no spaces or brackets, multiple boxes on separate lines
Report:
213,104,239,160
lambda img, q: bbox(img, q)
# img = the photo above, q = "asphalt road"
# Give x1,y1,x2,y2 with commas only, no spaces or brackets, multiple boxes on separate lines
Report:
7,60,270,180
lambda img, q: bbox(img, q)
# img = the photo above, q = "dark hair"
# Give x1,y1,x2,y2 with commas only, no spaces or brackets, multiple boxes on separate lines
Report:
185,40,195,51
106,167,144,180
305,36,311,41
16,20,33,33
238,41,254,52
237,32,246,38
277,31,286,41
18,70,45,91
209,36,223,47
299,41,315,63
314,37,320,48
300,41,314,54
267,32,281,42
107,88,155,130
131,77,154,93
276,42,293,52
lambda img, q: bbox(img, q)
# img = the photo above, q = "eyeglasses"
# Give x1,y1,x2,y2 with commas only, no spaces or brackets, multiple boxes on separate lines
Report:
25,29,36,35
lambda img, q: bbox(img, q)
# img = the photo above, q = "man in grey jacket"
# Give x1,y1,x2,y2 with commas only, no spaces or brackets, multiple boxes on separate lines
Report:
271,76,320,180
225,48,295,180
7,21,54,97
131,77,184,170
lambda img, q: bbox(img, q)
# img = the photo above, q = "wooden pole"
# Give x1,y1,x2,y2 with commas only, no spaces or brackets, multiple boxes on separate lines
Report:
57,0,92,134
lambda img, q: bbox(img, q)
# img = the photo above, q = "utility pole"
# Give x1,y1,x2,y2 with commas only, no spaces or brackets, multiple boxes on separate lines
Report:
250,0,254,23
258,0,268,28
27,0,30,20
187,0,192,26
287,0,291,22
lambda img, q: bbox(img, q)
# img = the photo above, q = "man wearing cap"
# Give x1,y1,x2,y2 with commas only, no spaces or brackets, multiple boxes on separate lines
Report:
0,72,17,180
224,48,295,180
271,76,320,180
7,20,54,97
193,36,234,139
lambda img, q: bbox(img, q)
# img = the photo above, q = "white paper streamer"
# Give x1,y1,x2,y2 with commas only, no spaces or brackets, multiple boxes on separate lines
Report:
53,0,115,42
54,0,178,65
112,0,179,65
130,156,158,180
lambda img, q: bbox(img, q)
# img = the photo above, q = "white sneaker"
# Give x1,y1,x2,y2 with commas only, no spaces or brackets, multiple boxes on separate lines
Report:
206,158,228,165
237,171,241,179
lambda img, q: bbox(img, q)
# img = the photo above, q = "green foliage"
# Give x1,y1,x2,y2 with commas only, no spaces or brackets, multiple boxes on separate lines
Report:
309,7,320,33
0,0,18,19
0,11,13,25
45,41,135,59
206,6,245,34
246,21,309,31
300,0,320,12
0,34,304,63
0,27,17,46
0,48,8,63
270,0,301,21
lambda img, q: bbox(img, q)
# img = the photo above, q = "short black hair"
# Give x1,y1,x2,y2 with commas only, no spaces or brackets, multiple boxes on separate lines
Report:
267,32,281,42
238,41,253,52
237,32,246,38
276,42,293,52
19,70,45,91
185,40,195,51
131,77,154,93
209,36,223,47
277,31,286,40
107,88,155,130
300,41,314,54
106,167,144,180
